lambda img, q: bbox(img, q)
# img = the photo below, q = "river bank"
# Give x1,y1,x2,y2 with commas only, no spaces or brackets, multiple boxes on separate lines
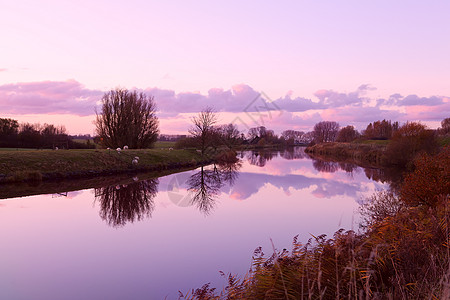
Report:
0,148,211,184
305,142,386,167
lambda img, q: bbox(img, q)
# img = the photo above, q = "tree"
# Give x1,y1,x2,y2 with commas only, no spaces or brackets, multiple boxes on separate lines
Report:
0,118,19,147
438,117,450,135
95,88,159,149
189,107,218,155
216,123,241,147
281,130,304,145
313,121,339,143
363,119,398,140
336,125,359,142
384,122,439,167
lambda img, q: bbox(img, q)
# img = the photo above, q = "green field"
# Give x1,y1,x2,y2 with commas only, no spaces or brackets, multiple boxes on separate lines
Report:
0,148,206,183
153,141,176,148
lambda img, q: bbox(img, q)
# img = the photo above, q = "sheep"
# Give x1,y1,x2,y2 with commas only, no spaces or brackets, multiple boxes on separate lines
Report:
123,145,129,150
134,156,140,160
132,176,139,182
132,158,139,165
169,147,173,151
116,147,121,153
54,147,59,150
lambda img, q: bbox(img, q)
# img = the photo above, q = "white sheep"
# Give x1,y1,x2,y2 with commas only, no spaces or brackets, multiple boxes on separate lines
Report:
169,147,173,151
116,147,121,153
123,145,129,150
132,158,139,165
55,147,59,150
134,156,140,160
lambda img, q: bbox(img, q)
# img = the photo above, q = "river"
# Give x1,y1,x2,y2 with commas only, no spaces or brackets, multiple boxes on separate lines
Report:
0,147,390,299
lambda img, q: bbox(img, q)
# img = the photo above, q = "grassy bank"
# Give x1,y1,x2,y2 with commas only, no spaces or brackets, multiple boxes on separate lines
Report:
0,148,209,183
305,142,386,167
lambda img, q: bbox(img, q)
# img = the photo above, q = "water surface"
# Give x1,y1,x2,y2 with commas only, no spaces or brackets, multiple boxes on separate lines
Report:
0,148,388,299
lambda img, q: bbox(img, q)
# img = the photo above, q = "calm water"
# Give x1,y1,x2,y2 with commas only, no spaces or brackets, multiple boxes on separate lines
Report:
0,148,388,299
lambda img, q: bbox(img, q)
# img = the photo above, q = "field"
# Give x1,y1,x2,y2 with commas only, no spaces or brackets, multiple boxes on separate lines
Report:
0,148,206,183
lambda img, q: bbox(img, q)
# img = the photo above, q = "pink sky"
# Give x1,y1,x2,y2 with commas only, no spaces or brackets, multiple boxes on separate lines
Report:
1,1,449,135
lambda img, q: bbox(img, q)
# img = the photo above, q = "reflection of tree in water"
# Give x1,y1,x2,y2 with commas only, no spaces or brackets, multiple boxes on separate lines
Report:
312,159,340,173
95,179,159,227
279,147,306,160
187,161,241,215
338,162,358,173
247,150,275,167
310,155,403,188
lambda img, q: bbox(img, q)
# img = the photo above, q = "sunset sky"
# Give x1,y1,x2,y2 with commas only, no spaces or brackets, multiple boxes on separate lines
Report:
1,0,449,135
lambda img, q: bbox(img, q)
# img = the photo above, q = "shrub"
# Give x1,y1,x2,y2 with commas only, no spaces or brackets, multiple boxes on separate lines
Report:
384,122,439,168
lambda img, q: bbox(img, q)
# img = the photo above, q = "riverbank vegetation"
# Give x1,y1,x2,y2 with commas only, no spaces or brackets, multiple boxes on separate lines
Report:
181,147,450,299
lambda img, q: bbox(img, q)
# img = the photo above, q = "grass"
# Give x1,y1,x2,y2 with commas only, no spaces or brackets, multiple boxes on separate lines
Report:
0,148,38,151
153,141,176,148
353,139,390,145
0,148,207,183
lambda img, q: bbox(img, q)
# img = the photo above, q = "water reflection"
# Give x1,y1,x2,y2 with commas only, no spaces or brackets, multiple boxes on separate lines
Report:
279,147,307,160
186,161,241,215
247,150,276,167
94,178,159,227
307,154,402,185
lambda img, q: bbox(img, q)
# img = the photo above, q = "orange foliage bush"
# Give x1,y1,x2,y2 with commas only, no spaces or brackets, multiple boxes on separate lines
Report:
400,147,450,207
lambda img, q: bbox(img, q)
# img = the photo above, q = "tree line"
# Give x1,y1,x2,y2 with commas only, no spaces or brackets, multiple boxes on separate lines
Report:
0,118,94,149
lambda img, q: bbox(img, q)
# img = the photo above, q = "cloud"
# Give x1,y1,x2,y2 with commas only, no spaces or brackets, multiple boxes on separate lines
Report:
320,106,404,124
313,85,374,107
0,80,103,116
1,80,448,133
378,93,445,107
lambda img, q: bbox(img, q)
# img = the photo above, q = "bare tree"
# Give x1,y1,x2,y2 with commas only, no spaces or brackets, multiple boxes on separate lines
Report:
95,88,159,148
189,107,218,155
336,125,359,142
313,121,339,143
281,130,305,144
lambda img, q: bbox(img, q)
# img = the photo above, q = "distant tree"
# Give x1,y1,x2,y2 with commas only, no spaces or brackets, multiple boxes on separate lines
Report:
313,121,339,143
0,118,19,136
302,131,315,144
438,117,450,135
216,123,241,147
336,125,359,142
18,123,41,148
95,88,159,149
384,121,439,168
0,118,19,147
189,107,218,155
363,119,398,140
281,130,304,144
